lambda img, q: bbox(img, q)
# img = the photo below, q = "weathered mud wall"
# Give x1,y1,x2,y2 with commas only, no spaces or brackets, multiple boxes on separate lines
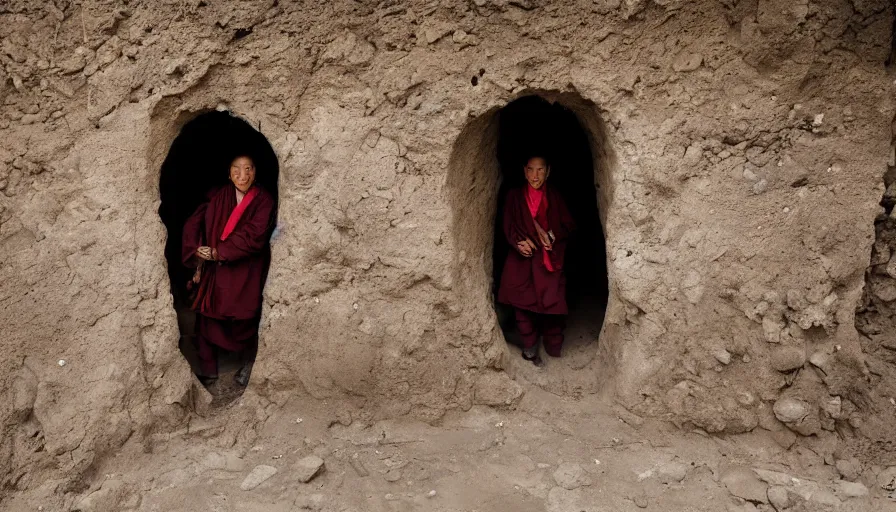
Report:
0,0,893,493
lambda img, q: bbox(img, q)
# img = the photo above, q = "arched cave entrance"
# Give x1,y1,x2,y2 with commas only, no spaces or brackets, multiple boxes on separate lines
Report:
492,96,609,363
447,93,613,396
157,111,279,394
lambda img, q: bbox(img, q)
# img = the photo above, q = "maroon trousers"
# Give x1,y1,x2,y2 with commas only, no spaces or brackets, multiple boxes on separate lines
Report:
196,315,259,377
514,308,566,357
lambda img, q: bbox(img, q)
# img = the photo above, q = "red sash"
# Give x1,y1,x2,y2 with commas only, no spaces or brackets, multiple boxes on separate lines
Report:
192,186,260,314
220,186,259,241
525,185,555,272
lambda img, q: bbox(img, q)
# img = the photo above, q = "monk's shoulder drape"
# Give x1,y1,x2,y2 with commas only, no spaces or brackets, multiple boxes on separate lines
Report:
182,185,276,320
497,184,575,315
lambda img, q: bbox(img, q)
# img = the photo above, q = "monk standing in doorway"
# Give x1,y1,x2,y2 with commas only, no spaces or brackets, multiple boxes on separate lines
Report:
183,154,276,387
498,155,575,366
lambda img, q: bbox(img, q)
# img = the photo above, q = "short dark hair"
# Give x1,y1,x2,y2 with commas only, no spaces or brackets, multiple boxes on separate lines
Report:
230,153,255,164
523,153,551,167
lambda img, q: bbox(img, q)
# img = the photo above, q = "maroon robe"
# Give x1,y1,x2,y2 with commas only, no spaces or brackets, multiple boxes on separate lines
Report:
182,185,275,367
497,184,575,315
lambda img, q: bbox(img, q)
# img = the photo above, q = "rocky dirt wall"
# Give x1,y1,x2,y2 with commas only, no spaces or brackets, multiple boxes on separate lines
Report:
0,0,893,493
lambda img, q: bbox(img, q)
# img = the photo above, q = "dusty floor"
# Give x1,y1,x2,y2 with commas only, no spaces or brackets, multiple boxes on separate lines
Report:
7,371,896,512
504,295,608,398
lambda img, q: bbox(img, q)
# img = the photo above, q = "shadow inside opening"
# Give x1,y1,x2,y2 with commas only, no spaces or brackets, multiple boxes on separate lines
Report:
492,96,608,367
157,111,279,396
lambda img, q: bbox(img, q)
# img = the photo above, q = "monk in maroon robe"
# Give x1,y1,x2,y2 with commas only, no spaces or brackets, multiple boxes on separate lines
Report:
182,155,276,386
497,156,575,366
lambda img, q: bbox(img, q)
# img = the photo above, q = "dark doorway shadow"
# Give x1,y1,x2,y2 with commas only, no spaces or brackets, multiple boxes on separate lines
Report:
492,96,609,376
158,111,279,398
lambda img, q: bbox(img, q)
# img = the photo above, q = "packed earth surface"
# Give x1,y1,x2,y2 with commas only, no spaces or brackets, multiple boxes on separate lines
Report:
1,0,896,510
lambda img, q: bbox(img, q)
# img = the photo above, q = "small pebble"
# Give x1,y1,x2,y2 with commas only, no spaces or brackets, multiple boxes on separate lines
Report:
427,490,437,498
783,207,790,213
713,348,732,365
58,360,66,366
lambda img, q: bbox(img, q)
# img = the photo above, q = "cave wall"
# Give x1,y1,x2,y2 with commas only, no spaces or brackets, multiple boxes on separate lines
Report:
0,0,893,490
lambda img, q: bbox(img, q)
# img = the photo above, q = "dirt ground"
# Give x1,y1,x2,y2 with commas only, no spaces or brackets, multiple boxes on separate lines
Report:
6,373,896,512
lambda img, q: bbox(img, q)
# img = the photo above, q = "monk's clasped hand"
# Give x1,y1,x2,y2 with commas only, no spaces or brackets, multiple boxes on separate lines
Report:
516,239,536,257
538,232,552,252
196,246,214,261
534,224,553,251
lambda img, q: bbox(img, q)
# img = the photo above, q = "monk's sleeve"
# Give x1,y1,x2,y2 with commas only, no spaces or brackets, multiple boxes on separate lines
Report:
503,195,524,245
554,196,576,241
182,202,208,268
215,197,275,263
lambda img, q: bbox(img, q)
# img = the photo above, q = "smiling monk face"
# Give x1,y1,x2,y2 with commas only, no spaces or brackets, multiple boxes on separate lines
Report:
524,156,550,190
230,155,256,193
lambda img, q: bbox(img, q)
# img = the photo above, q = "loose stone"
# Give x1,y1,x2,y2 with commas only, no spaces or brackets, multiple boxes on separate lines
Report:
240,465,278,491
767,485,789,510
713,348,732,365
720,467,768,504
770,346,805,372
773,398,810,423
836,480,869,498
294,456,325,483
656,461,689,484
